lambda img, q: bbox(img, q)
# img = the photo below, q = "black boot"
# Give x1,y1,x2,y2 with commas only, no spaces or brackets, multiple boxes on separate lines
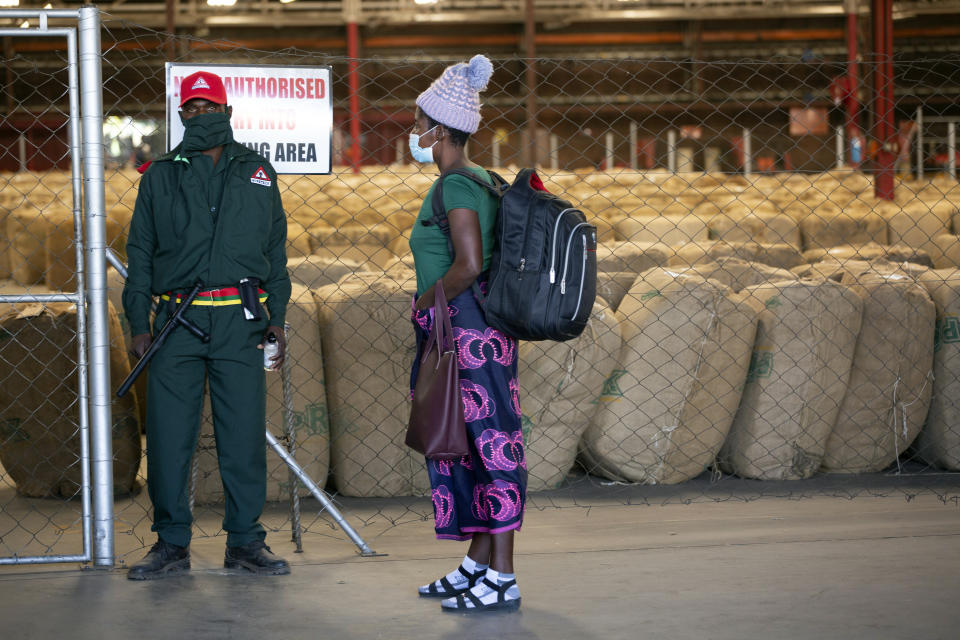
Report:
224,540,290,576
127,540,190,580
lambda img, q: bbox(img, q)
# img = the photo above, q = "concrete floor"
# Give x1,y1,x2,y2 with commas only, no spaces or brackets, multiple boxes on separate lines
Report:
2,492,958,640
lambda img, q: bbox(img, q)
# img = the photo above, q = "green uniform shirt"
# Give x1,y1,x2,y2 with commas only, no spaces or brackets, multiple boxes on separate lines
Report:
122,142,291,335
409,167,498,295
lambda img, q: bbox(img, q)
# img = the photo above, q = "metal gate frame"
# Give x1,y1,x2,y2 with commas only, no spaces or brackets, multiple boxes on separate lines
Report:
0,6,112,567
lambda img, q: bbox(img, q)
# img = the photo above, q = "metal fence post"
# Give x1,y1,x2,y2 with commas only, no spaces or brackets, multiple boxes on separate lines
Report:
836,126,845,169
743,127,753,178
667,129,677,173
78,5,114,568
915,106,923,180
949,121,956,182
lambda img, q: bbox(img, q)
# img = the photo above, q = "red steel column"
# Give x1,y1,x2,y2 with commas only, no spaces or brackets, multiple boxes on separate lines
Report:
347,21,362,173
872,0,895,199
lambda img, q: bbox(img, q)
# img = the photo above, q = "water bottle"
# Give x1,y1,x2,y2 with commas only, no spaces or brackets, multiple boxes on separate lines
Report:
263,334,279,371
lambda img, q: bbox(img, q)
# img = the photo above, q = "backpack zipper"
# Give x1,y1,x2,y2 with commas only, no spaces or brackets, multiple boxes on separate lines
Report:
568,235,587,320
549,208,579,284
560,222,592,294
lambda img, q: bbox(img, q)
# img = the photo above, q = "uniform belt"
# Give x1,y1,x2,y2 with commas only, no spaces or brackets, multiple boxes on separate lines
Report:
161,287,268,307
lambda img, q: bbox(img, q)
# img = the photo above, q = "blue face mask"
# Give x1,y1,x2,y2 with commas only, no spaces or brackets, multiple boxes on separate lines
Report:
408,126,438,164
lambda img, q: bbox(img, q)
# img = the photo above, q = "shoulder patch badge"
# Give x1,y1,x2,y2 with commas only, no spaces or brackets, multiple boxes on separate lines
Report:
250,166,271,187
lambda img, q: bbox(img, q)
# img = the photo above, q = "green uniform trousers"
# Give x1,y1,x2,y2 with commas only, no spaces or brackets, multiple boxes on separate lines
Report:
146,300,268,548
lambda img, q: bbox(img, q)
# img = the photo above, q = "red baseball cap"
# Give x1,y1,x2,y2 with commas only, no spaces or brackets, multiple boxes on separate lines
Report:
179,71,228,107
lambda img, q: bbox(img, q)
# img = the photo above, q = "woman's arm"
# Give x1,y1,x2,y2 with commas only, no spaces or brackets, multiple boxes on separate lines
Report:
415,207,483,310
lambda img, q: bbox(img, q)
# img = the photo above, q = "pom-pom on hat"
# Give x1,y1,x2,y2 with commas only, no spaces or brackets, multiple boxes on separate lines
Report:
179,70,228,107
416,55,493,134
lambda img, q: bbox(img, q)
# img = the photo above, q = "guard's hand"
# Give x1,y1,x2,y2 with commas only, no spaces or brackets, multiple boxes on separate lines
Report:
259,325,285,370
131,333,152,359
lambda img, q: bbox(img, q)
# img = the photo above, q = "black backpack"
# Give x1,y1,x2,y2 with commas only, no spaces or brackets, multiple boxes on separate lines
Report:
427,167,597,342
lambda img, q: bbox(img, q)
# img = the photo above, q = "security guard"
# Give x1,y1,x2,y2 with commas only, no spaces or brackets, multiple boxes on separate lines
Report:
123,70,292,579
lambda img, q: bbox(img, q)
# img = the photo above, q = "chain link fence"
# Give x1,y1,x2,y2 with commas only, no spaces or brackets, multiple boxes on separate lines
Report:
2,16,960,563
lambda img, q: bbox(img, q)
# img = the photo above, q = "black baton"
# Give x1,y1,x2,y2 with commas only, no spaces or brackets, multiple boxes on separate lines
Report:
116,280,211,398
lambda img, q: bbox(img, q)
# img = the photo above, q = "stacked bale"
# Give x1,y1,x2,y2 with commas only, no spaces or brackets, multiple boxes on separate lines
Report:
581,268,758,484
286,255,359,289
668,241,803,271
596,271,636,312
520,300,621,490
613,214,709,246
314,272,429,497
676,258,796,293
104,266,147,429
595,241,670,274
0,301,140,497
193,284,330,503
799,201,887,251
881,199,956,259
720,280,863,480
928,234,960,269
7,209,48,285
822,272,935,473
801,242,933,268
708,211,801,247
286,220,313,261
915,269,960,469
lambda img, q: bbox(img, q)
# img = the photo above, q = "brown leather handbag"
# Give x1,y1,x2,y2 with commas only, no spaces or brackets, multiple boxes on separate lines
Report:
406,280,469,460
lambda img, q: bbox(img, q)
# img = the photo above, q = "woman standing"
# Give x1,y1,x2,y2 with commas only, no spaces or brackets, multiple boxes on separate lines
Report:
408,54,526,614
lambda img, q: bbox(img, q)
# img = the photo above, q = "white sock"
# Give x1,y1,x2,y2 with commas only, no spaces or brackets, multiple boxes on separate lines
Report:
419,555,488,594
442,568,521,608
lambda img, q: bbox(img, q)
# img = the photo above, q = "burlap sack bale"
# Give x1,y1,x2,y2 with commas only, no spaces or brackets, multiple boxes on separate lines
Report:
591,216,616,244
927,234,960,269
707,211,801,248
7,209,49,286
286,219,313,260
383,255,416,279
287,254,358,289
719,280,862,480
388,232,412,258
596,271,636,312
520,300,621,490
104,266,147,430
914,269,960,469
0,301,140,497
314,273,429,497
352,206,390,228
800,202,888,251
580,269,758,484
613,214,709,247
193,284,330,504
791,257,929,284
312,243,395,271
595,241,671,274
668,241,803,270
678,257,797,293
310,222,393,249
822,273,935,473
877,199,945,250
43,210,77,291
801,242,934,267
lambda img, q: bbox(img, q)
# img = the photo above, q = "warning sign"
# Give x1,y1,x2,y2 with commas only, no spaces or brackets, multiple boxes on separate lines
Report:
166,62,333,174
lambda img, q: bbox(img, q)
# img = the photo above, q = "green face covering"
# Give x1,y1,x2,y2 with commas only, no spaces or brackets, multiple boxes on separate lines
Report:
179,111,234,153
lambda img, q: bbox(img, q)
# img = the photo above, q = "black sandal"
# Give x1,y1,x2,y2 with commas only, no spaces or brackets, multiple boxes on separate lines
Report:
418,566,485,598
441,577,521,613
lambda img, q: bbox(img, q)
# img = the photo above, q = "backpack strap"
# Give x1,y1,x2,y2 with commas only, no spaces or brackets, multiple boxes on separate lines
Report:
422,168,507,307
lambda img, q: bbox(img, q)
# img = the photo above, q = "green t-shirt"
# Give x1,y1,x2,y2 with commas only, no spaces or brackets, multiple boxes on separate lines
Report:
409,167,498,295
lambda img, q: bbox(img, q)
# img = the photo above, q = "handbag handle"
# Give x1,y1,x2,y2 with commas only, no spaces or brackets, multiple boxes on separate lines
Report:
421,279,455,368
